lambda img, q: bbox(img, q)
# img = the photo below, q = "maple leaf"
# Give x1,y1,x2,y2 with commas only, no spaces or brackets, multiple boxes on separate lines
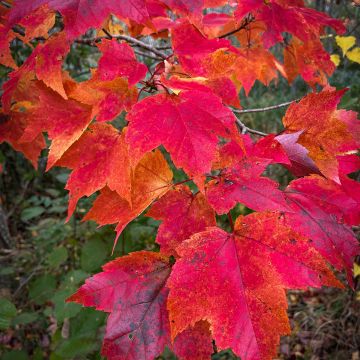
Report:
9,0,151,39
235,1,345,48
147,185,216,256
0,104,45,167
126,90,237,177
205,140,290,214
67,251,172,360
68,251,213,360
284,37,335,88
2,32,70,110
167,212,341,360
282,89,360,183
83,149,173,246
284,176,360,285
97,40,148,85
55,123,131,219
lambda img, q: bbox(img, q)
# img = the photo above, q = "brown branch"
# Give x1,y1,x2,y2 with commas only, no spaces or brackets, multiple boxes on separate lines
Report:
232,99,298,114
235,118,268,136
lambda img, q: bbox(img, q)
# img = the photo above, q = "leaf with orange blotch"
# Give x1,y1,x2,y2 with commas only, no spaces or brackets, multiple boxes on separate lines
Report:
167,212,341,360
235,1,345,48
97,40,147,85
55,123,131,219
126,90,237,177
284,37,335,88
18,4,56,42
65,75,138,122
0,29,17,69
1,33,70,110
0,104,45,167
147,185,216,256
284,176,359,286
34,32,70,99
67,251,172,360
84,149,173,245
282,89,360,183
16,82,93,170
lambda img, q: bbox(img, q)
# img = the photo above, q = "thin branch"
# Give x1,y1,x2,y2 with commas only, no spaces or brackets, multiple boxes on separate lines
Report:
232,99,298,114
235,118,268,136
134,49,162,61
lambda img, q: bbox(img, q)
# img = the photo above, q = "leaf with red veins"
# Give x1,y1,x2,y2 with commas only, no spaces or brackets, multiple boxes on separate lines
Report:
67,251,172,360
167,212,340,360
84,149,173,245
147,185,216,256
284,179,359,286
282,89,360,183
235,1,345,48
284,38,335,88
65,76,138,122
172,321,213,360
0,104,45,167
17,83,93,170
55,123,131,219
171,20,231,76
97,40,147,85
9,0,151,39
126,90,237,178
206,157,290,214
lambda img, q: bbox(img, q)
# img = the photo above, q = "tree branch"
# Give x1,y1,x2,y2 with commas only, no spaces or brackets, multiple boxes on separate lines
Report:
235,118,268,136
232,99,298,114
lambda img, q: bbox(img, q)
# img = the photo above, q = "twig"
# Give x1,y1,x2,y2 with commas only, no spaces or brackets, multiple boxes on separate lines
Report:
134,49,162,61
232,99,298,114
235,118,268,136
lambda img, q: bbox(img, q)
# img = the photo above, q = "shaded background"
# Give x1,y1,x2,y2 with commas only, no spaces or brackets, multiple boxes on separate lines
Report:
0,1,359,359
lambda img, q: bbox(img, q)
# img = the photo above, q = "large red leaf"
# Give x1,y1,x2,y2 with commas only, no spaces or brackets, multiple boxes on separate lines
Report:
284,177,359,285
147,185,216,256
167,212,340,360
68,251,172,360
126,90,237,177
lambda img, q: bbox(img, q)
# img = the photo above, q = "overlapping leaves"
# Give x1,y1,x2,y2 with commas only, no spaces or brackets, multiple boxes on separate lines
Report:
0,1,359,360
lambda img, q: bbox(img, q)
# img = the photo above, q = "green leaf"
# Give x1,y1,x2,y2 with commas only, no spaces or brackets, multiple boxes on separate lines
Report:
47,247,68,268
55,338,99,358
0,298,17,330
2,350,28,360
21,206,45,221
29,275,56,305
12,312,38,326
81,239,108,272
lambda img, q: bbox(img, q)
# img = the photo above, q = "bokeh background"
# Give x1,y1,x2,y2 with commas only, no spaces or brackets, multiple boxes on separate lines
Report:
0,1,359,359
